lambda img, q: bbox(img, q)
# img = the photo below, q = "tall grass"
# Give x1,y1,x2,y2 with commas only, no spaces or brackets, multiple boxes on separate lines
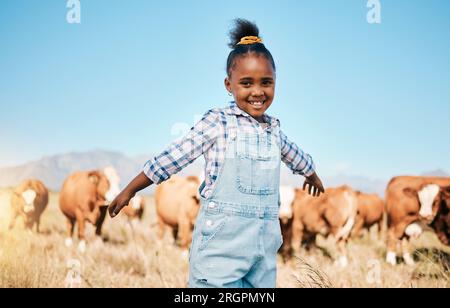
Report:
0,188,449,288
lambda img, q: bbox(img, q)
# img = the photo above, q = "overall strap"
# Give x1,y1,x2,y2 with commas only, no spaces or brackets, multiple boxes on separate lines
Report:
225,113,238,142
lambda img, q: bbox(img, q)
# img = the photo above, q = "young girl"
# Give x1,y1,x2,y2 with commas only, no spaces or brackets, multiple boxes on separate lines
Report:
108,19,324,288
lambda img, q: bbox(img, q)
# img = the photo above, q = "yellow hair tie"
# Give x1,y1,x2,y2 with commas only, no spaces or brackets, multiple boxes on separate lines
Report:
236,36,263,45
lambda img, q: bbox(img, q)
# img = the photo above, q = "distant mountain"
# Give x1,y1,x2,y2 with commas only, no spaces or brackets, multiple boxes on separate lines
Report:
420,169,450,177
0,150,204,192
0,150,144,191
322,173,388,197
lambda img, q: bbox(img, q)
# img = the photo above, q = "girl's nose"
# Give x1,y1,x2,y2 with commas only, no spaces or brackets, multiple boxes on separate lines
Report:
251,87,264,97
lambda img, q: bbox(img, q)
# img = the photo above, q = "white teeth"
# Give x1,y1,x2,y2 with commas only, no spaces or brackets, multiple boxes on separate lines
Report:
249,101,264,106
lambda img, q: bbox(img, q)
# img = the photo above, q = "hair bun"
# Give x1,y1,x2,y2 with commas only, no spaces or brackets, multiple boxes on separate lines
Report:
228,19,260,49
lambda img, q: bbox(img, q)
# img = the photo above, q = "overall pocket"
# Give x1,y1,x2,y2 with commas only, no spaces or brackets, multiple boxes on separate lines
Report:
235,135,279,195
198,211,228,251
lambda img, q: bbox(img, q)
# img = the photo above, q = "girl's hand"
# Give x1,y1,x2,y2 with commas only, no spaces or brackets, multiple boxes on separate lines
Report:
108,189,135,218
303,172,325,197
108,171,153,218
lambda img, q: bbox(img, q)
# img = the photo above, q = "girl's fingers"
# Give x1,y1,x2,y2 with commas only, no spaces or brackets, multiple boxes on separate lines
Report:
113,203,124,216
108,203,115,217
303,181,307,191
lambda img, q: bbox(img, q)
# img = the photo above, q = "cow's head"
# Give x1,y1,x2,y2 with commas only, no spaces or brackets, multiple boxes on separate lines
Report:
103,166,121,204
21,189,37,214
404,184,447,224
88,170,110,205
15,188,39,228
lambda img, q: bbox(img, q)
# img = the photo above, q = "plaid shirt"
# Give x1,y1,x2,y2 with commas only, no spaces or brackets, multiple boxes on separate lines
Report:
143,102,315,198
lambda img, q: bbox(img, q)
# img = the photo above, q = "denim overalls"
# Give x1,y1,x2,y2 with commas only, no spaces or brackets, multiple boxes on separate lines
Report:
189,113,283,288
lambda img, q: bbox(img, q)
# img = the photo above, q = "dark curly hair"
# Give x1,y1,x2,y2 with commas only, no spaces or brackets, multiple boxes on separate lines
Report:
226,18,276,77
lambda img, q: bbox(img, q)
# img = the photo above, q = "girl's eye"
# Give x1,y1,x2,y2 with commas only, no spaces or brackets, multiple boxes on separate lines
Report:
240,82,251,87
262,80,273,86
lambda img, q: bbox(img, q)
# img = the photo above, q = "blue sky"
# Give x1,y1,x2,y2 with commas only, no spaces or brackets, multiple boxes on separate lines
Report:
0,0,449,179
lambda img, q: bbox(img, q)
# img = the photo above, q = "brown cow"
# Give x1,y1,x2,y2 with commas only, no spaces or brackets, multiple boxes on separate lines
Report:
279,185,296,261
386,176,450,266
431,188,450,245
351,191,385,239
154,175,200,249
59,167,121,252
9,179,49,233
290,185,358,266
122,195,145,221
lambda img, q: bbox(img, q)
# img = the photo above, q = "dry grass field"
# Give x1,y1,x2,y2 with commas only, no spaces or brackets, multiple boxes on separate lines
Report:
0,188,449,288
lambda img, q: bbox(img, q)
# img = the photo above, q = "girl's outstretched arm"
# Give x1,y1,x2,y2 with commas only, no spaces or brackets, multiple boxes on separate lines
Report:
108,171,153,217
280,129,324,196
109,110,220,218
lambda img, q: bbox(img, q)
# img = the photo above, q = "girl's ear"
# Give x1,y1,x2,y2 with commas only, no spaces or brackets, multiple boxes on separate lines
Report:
224,77,232,93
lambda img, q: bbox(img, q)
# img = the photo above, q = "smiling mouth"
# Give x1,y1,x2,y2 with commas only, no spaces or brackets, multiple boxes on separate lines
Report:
248,100,265,108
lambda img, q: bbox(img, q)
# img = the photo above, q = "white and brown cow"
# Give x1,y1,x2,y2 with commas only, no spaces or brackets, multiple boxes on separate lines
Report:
154,175,200,249
351,191,385,239
121,195,145,223
386,176,450,266
9,179,49,233
59,166,121,252
291,185,358,266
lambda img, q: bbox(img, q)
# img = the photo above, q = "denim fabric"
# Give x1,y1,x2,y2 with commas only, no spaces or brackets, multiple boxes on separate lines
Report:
189,114,283,288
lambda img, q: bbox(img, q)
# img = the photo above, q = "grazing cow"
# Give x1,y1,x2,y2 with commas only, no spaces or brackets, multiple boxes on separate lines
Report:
9,179,49,233
59,167,121,252
291,185,358,266
385,176,450,266
122,195,145,222
351,191,385,238
154,175,200,249
278,185,296,260
431,188,450,245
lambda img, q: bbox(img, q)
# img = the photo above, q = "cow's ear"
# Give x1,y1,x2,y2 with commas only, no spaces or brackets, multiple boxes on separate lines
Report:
186,176,200,184
442,186,450,198
403,188,417,198
192,195,200,204
88,171,100,184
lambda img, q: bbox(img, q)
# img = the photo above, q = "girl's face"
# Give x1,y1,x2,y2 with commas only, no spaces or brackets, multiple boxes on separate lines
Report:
224,54,276,121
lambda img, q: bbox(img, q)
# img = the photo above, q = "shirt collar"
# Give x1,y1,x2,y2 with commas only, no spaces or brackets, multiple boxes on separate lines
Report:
227,101,280,128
